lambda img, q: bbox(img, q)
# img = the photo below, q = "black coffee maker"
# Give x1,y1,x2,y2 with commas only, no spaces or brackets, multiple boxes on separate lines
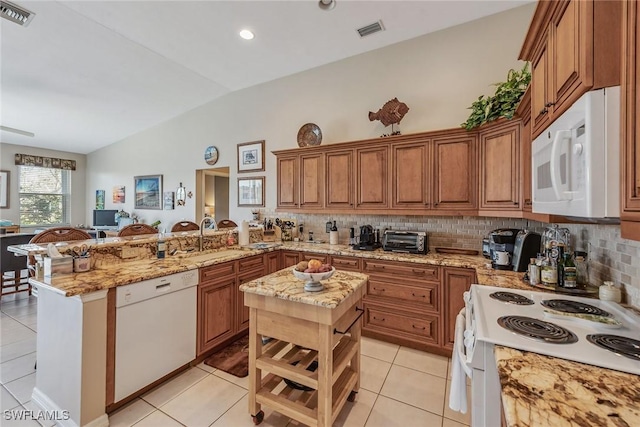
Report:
488,228,520,270
354,225,380,251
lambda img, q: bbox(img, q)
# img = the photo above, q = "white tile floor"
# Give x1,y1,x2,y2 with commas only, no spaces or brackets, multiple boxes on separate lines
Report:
0,291,471,427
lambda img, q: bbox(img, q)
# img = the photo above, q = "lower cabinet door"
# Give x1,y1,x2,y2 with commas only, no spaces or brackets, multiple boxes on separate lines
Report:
362,301,440,351
198,279,235,356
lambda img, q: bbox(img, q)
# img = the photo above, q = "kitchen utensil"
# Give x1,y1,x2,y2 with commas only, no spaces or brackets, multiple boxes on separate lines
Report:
72,244,88,257
297,123,322,147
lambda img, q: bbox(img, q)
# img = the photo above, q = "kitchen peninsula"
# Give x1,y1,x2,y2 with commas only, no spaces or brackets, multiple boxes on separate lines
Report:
9,236,639,427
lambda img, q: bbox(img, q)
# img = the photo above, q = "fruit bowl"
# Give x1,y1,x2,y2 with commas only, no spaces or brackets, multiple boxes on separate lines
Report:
292,266,336,292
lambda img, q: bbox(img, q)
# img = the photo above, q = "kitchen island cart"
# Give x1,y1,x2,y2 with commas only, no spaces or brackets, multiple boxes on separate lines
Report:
240,268,367,426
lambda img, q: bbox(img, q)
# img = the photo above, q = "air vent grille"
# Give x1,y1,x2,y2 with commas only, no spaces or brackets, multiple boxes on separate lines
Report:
1,1,34,27
357,20,384,38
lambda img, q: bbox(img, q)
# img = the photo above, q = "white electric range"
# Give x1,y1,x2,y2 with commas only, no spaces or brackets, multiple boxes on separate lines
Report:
451,284,640,427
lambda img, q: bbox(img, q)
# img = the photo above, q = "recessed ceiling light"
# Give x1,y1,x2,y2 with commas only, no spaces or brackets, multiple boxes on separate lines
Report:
239,29,254,40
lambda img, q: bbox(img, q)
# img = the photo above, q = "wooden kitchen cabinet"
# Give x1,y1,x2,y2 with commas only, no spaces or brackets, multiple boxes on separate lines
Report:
391,140,431,209
432,133,477,212
356,146,389,209
516,87,533,212
520,0,621,138
198,278,236,356
281,251,300,268
442,267,476,351
478,119,521,213
299,153,324,208
265,252,280,274
277,155,298,209
329,255,361,272
325,150,354,209
298,252,328,264
237,255,267,332
361,258,443,354
621,0,640,240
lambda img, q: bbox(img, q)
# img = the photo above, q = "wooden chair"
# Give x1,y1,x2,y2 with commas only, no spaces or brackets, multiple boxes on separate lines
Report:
30,227,91,244
217,220,238,229
117,223,157,237
1,234,36,300
170,221,200,232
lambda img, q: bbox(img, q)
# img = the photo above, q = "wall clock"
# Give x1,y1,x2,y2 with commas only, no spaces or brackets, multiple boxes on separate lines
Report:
204,146,219,165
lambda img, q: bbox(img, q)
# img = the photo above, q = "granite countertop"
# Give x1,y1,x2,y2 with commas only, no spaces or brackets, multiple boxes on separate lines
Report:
495,346,640,427
239,268,368,309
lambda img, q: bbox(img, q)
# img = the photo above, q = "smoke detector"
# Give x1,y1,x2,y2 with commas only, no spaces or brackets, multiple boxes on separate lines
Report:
1,1,35,27
357,20,384,38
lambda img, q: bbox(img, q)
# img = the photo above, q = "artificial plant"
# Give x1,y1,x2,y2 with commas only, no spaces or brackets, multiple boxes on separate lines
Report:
461,63,531,130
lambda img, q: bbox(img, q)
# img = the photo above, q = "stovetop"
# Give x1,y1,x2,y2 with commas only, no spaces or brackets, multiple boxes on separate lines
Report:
470,285,640,375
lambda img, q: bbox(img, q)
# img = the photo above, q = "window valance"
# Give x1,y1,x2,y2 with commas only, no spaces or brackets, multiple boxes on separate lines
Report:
14,154,76,170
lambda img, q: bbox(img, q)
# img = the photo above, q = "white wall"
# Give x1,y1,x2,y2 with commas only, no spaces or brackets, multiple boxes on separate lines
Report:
0,143,87,229
86,4,535,227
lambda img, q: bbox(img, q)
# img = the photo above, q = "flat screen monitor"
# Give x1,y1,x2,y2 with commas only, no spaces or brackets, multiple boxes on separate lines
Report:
93,209,118,229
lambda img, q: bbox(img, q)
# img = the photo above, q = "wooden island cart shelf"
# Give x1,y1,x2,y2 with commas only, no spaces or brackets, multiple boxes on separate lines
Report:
240,268,368,427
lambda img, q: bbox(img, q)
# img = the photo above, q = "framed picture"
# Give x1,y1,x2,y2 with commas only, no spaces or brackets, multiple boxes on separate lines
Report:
113,185,125,203
96,190,105,210
0,170,9,208
237,140,265,173
134,175,162,210
163,191,175,210
238,176,265,207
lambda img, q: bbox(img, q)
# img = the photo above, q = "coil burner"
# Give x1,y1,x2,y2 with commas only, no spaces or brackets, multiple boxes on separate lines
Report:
586,334,640,361
489,292,535,305
498,316,578,344
540,299,612,317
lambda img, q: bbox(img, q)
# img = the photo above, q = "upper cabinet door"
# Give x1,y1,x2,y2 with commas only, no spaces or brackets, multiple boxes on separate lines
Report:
326,150,354,208
550,0,593,111
432,134,477,211
391,141,431,209
479,120,521,211
356,146,389,209
277,156,298,208
621,0,640,240
299,153,324,208
531,38,551,134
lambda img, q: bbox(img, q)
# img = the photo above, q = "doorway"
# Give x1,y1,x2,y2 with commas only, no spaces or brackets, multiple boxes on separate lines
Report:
195,167,230,225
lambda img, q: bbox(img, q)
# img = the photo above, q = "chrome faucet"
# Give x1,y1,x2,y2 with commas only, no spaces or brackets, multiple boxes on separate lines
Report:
198,217,216,251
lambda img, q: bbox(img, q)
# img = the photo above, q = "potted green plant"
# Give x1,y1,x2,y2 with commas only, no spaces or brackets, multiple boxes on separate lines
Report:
461,63,531,130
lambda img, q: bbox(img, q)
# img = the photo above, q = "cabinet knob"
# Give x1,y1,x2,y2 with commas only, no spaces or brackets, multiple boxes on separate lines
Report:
434,202,439,207
373,316,386,322
411,293,426,298
545,101,556,107
539,108,548,115
412,324,426,330
514,202,519,205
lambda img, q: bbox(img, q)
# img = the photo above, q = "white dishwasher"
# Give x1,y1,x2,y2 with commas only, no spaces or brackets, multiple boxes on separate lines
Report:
114,270,198,402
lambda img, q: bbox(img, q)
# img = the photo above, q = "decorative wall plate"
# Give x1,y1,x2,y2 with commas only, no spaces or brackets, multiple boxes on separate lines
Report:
204,146,219,165
297,123,322,147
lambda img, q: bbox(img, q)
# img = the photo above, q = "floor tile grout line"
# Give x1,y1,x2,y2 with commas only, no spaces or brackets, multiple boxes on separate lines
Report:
139,368,212,410
206,391,247,427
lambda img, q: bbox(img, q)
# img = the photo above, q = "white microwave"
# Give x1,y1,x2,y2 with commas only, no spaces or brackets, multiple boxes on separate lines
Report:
531,86,620,220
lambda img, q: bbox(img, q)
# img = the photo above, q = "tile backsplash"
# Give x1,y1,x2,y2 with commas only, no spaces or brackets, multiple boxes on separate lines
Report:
260,210,639,308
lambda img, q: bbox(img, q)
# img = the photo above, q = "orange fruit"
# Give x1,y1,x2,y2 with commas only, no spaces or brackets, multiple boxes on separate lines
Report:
308,259,322,269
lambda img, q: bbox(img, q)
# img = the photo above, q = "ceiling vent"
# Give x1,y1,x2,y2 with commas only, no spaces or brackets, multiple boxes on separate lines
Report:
1,1,35,27
357,20,384,38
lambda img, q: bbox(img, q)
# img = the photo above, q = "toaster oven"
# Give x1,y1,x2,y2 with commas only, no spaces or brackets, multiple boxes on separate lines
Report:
382,230,428,254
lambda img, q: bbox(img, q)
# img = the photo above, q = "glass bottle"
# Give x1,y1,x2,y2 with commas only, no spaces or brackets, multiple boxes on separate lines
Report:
562,253,577,288
157,234,166,259
541,256,557,286
557,251,565,287
528,258,539,286
574,251,588,286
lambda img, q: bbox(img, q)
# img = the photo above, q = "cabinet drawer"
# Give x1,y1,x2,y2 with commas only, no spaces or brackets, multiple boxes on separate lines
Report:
362,260,439,282
330,255,361,272
364,303,439,344
239,255,265,272
200,261,236,283
299,252,328,263
367,279,438,311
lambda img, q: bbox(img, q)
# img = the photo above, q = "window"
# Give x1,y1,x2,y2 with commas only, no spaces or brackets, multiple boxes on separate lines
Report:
19,166,71,226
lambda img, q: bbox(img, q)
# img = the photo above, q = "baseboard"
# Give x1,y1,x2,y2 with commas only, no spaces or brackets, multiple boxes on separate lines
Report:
31,387,109,427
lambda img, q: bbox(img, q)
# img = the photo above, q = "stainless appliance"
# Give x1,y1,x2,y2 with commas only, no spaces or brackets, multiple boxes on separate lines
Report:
382,230,427,254
511,230,541,272
352,225,379,251
532,86,620,219
488,229,519,270
481,238,490,258
451,285,640,426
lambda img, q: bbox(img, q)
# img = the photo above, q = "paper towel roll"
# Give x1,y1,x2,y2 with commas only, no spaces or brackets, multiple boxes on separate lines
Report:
239,220,250,246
